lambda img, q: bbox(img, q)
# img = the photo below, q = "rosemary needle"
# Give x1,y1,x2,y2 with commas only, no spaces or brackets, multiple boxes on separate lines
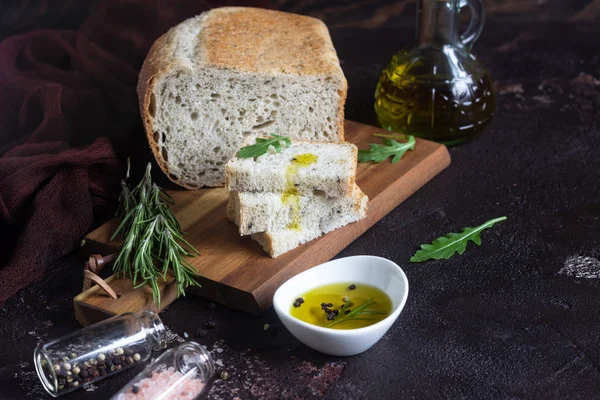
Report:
325,298,388,328
111,161,201,306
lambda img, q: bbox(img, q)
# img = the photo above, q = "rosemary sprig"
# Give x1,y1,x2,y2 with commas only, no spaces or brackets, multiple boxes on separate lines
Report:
111,161,201,306
325,298,388,328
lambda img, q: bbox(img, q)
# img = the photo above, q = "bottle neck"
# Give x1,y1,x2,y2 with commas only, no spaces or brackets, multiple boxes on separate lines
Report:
176,342,215,381
139,310,168,351
417,0,459,46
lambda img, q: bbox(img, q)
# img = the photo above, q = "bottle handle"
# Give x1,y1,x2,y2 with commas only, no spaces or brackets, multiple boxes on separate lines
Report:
459,0,485,50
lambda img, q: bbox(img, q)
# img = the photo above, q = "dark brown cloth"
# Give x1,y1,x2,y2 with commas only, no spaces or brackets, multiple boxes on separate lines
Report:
0,0,265,305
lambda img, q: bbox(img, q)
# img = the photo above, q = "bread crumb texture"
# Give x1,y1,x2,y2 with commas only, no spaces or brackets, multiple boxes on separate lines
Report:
138,7,347,188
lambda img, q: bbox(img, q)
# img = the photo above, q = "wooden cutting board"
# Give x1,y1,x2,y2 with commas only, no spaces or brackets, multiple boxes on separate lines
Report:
75,120,450,325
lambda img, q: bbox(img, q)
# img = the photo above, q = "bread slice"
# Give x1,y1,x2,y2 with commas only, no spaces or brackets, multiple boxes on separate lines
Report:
228,184,366,235
249,192,368,258
137,7,347,189
225,140,357,197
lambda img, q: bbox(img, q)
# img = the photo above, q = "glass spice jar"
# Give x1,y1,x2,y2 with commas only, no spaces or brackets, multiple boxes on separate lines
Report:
111,341,215,400
34,310,167,397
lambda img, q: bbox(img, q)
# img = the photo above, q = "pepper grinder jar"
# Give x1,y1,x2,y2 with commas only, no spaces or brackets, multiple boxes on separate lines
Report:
111,341,215,400
374,0,495,145
34,310,167,397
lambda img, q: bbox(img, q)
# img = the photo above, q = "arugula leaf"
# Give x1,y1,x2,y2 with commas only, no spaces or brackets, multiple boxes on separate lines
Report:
358,134,416,164
410,216,507,262
238,134,291,159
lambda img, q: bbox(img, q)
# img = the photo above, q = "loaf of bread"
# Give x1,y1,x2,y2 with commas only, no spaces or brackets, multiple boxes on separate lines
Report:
248,191,368,258
225,140,357,197
228,184,366,235
138,7,347,188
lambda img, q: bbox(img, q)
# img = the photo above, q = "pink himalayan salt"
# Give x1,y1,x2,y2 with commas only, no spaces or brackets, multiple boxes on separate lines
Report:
115,367,205,400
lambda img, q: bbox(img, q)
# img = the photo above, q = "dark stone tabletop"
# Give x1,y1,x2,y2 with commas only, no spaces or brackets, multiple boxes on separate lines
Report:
1,1,599,399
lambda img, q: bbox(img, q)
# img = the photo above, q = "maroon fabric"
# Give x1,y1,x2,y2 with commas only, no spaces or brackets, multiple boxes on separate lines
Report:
0,0,266,305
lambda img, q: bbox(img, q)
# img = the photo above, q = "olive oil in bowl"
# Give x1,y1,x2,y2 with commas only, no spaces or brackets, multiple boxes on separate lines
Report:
273,255,409,356
290,283,392,330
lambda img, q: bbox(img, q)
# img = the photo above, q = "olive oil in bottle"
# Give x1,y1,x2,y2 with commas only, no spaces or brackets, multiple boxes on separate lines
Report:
374,0,495,145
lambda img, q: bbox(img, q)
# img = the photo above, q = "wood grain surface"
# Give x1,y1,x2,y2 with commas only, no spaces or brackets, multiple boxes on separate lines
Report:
74,120,450,325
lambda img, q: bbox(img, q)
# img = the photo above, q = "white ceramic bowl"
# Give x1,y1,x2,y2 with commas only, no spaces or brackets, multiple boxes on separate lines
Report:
273,255,409,356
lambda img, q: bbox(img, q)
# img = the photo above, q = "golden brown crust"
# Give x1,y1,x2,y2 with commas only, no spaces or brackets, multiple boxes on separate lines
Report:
137,22,197,188
337,84,347,141
200,7,343,76
137,7,347,188
349,142,357,187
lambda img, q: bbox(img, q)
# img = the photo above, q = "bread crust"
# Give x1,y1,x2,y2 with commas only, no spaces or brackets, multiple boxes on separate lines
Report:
137,14,195,187
138,7,347,188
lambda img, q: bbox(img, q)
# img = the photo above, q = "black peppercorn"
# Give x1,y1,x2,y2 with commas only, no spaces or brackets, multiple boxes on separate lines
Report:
348,284,356,290
326,303,333,307
345,309,351,314
327,314,335,320
333,309,339,315
132,385,140,394
79,370,88,379
293,301,301,308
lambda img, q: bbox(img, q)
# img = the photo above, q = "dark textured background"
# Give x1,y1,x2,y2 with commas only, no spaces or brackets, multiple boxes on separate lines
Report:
1,1,600,399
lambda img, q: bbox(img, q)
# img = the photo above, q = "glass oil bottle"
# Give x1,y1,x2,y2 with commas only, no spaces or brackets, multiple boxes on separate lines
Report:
374,0,495,145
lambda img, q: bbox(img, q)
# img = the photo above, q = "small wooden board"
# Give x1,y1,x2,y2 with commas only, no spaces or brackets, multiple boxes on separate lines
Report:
75,120,450,325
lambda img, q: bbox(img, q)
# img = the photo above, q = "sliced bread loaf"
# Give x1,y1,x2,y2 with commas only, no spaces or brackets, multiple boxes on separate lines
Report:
225,140,357,197
138,7,347,189
229,184,366,235
249,192,368,258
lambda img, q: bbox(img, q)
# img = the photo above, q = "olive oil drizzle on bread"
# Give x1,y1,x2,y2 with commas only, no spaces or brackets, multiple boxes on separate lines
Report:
282,153,319,231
